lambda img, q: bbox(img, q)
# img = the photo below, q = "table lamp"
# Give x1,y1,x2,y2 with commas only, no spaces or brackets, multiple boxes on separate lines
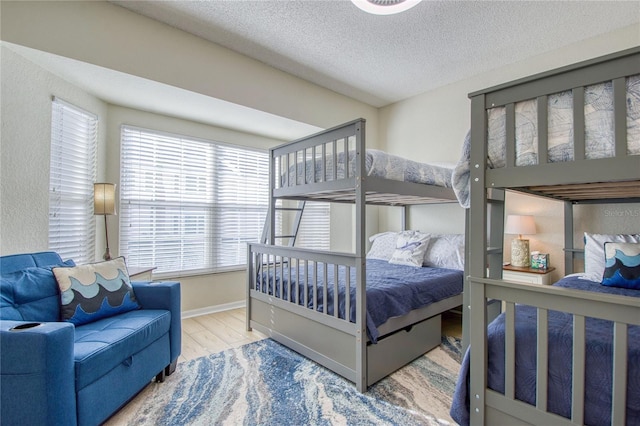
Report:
94,183,117,261
505,214,536,267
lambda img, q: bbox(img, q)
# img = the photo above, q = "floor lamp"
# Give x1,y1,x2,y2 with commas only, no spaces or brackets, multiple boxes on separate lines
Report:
94,183,117,261
505,214,536,267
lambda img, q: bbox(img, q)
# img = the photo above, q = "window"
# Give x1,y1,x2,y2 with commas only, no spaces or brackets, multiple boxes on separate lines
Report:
48,98,98,264
119,126,270,276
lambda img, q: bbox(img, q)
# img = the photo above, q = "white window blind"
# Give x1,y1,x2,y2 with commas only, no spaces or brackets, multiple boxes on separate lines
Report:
295,201,330,250
49,98,97,264
119,126,270,275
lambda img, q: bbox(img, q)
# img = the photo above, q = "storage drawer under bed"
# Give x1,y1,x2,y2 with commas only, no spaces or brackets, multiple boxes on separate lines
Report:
367,314,441,385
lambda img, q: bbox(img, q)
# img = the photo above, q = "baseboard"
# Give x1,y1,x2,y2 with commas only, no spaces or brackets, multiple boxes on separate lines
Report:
181,300,246,319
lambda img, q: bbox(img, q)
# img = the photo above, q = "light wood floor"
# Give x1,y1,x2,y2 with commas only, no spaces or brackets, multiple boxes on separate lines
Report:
179,307,462,364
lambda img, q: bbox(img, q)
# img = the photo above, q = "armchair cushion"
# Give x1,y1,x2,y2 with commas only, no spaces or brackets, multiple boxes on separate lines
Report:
53,257,140,325
73,309,170,390
0,260,75,322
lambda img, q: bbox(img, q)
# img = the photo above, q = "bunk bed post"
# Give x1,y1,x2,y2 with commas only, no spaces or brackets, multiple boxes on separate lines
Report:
564,201,575,275
246,243,253,331
401,206,408,231
268,147,276,245
468,93,489,425
354,119,367,392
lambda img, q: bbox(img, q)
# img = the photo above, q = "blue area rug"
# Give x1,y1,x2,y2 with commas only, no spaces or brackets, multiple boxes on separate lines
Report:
108,336,462,425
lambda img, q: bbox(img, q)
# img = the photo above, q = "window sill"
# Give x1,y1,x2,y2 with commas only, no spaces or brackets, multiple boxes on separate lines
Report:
153,265,247,281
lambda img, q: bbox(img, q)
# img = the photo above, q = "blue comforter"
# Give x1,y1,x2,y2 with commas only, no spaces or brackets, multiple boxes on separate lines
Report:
257,259,462,343
450,275,640,425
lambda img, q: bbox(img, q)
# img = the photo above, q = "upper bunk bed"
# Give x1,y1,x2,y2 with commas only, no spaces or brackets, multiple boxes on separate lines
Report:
457,47,640,426
271,118,458,206
247,118,465,392
465,47,640,205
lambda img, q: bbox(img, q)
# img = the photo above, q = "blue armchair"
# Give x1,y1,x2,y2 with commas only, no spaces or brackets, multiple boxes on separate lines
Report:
0,252,181,426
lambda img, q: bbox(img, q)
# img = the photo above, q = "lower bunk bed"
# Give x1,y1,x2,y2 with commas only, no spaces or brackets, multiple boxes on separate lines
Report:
247,233,464,392
451,273,640,425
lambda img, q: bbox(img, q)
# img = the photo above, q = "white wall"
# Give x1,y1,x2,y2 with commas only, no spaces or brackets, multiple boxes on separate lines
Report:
0,1,378,140
0,45,109,256
379,24,640,279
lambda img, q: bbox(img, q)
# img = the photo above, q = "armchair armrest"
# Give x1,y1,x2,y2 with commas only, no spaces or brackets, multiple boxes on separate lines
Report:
0,321,76,426
132,281,181,364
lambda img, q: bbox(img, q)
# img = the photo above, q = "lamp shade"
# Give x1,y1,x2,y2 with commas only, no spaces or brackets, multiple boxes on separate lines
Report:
504,215,536,236
94,183,116,216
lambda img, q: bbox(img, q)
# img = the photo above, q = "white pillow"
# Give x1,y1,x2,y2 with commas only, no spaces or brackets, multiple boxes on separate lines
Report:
389,231,430,267
366,232,399,261
584,232,640,282
423,234,465,271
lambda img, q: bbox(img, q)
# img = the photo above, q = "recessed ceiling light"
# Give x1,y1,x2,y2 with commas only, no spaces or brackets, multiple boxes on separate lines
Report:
351,0,423,16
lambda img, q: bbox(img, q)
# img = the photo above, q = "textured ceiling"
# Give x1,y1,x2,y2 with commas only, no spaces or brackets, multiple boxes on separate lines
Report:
112,0,640,107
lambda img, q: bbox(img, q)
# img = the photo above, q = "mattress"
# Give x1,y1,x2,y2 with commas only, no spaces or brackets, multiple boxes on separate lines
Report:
450,275,640,426
452,75,640,207
256,258,463,343
280,148,454,190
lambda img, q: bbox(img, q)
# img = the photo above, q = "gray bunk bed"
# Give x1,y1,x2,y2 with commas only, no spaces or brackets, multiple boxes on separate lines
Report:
246,118,463,392
452,47,640,425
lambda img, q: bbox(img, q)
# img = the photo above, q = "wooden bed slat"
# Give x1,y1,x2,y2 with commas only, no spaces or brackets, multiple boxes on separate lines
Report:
571,315,586,425
611,322,628,426
613,77,627,158
572,86,585,161
504,302,516,400
537,95,549,165
321,262,327,314
536,307,549,412
345,267,350,323
279,257,284,300
506,103,516,168
332,264,338,317
321,143,327,182
523,180,640,201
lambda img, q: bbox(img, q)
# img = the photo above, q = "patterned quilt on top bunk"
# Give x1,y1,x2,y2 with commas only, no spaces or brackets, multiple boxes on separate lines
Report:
450,275,640,426
452,75,640,207
282,148,454,189
256,258,462,343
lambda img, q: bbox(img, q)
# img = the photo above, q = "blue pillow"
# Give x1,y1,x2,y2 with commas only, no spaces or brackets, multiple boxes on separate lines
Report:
601,242,640,290
52,257,140,325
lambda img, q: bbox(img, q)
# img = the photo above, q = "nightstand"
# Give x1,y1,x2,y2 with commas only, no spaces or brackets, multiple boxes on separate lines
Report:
502,265,555,285
128,266,156,281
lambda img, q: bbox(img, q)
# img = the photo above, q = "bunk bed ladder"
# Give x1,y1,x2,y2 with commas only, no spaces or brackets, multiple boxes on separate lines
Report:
485,189,505,330
260,201,306,247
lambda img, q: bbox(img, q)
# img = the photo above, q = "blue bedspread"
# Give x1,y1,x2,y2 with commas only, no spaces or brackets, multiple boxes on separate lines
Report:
450,276,640,425
257,259,462,343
